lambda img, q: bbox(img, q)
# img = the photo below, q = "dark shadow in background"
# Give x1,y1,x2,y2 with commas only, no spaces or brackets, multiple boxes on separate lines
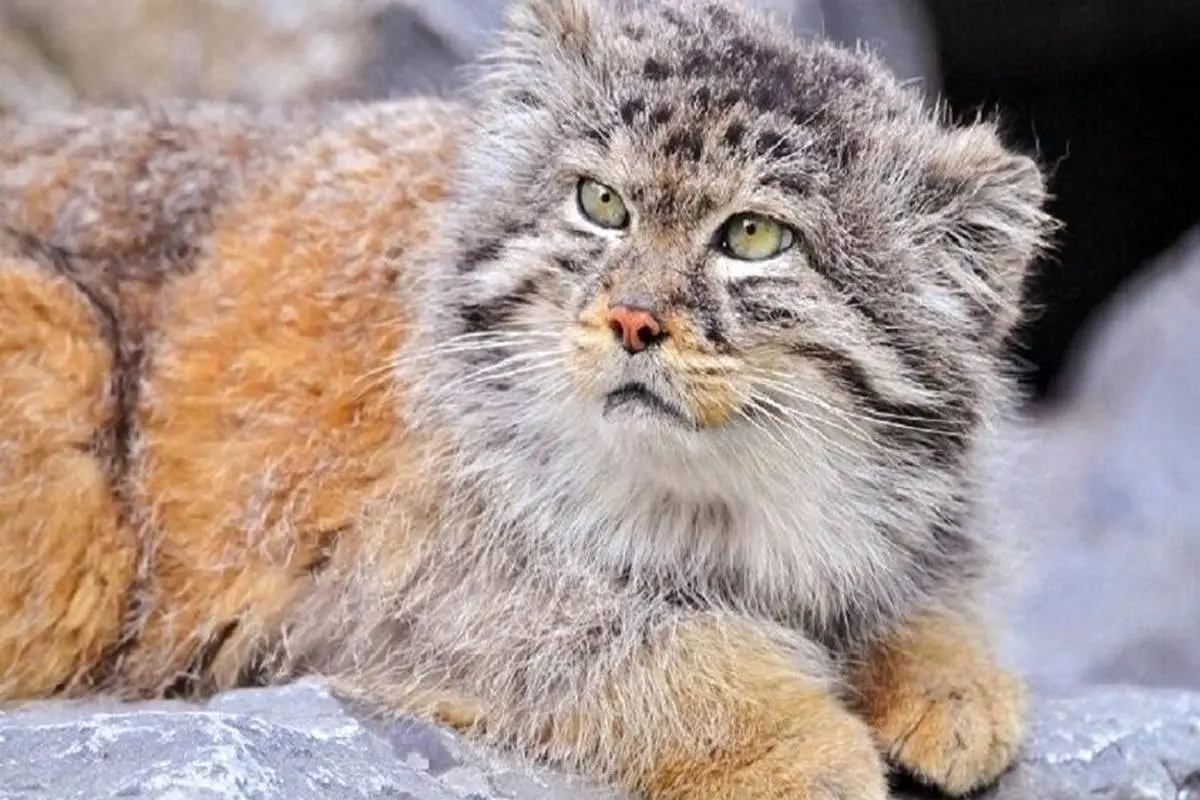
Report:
927,0,1200,405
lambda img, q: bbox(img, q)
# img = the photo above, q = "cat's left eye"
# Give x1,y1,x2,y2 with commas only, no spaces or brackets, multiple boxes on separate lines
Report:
577,179,630,230
720,213,795,261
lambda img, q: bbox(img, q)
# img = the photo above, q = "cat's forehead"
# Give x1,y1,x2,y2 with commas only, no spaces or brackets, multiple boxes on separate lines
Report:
611,2,881,124
568,1,910,218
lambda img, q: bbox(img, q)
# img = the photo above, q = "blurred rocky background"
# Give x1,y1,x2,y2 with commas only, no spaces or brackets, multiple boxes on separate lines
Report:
2,0,1199,794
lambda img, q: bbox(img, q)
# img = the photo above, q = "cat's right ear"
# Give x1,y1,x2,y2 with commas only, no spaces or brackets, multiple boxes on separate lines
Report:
921,123,1058,348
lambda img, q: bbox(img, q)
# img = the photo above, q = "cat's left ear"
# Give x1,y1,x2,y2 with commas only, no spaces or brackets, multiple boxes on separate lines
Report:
923,124,1056,347
502,0,599,64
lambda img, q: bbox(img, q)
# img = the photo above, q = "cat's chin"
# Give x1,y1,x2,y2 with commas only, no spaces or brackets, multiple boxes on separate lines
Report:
602,383,690,422
599,383,702,434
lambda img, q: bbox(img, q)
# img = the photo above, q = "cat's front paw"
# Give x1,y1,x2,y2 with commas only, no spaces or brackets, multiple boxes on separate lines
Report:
852,615,1026,796
875,662,1025,796
654,704,888,800
722,714,888,799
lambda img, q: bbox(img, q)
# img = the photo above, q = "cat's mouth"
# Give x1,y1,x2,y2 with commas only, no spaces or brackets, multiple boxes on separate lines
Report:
602,382,691,426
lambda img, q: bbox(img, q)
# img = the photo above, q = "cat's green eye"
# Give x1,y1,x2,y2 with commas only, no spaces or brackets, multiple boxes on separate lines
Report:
721,213,795,261
577,179,629,230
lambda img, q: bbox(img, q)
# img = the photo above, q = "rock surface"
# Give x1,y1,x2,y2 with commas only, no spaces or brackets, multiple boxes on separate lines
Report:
0,0,383,112
0,0,939,113
1,679,1197,799
1001,223,1200,692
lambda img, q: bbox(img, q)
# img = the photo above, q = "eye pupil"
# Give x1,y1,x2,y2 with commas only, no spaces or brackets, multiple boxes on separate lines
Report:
599,191,611,204
744,222,757,236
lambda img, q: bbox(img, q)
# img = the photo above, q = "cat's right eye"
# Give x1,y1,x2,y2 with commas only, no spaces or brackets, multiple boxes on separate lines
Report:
720,213,795,261
577,179,630,230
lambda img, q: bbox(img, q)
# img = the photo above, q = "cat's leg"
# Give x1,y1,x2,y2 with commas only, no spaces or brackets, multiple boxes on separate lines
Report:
848,606,1026,796
610,617,889,799
324,572,888,800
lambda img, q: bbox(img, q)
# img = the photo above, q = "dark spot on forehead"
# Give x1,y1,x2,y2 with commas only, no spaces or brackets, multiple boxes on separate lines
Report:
822,56,875,87
679,50,708,78
661,7,690,29
723,122,746,148
691,86,712,111
705,3,736,28
619,97,646,125
663,129,704,162
511,90,542,109
718,90,743,110
584,124,612,147
732,35,783,72
751,83,782,112
755,130,795,159
643,58,672,81
649,105,674,126
761,172,813,196
621,23,646,41
788,103,824,126
824,134,865,170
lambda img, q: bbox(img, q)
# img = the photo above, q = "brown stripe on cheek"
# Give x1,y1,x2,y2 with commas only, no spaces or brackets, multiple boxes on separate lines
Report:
459,277,541,334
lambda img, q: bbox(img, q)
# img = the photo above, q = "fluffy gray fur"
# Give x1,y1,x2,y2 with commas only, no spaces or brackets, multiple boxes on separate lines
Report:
291,0,1054,788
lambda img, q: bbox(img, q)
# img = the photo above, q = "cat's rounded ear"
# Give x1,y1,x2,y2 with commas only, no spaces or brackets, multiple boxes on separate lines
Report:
923,123,1057,347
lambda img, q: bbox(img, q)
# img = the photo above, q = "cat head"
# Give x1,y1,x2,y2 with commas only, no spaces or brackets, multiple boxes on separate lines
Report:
412,0,1053,497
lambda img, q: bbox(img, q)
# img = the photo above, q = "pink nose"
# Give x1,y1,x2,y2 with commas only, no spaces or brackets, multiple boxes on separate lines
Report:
606,305,663,353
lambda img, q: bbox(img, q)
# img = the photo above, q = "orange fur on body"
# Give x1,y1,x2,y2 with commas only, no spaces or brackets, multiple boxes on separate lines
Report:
0,257,131,696
0,100,459,696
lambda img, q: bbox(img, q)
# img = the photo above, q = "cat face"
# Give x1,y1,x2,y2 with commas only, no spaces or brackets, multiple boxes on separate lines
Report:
417,0,1050,483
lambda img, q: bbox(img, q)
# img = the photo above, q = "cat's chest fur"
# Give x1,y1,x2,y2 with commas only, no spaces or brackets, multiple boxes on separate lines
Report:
496,427,916,648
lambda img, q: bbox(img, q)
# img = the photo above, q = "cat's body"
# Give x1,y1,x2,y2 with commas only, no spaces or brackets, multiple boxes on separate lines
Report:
0,1,1053,797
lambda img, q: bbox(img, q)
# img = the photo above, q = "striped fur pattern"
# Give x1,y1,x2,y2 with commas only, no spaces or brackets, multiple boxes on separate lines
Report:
410,0,1050,648
0,1,1054,797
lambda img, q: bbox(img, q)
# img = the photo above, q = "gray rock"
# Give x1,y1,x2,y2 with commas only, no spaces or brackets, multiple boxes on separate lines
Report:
1001,223,1200,692
909,686,1200,800
0,679,620,800
2,680,1198,799
0,680,454,800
